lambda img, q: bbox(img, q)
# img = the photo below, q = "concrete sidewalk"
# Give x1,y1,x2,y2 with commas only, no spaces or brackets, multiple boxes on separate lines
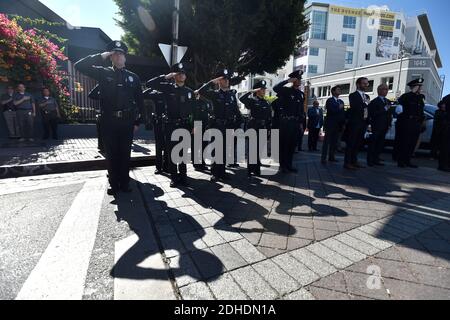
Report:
0,138,155,179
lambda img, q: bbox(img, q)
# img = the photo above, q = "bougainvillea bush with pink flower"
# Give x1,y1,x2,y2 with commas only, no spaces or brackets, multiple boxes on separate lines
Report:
0,14,72,116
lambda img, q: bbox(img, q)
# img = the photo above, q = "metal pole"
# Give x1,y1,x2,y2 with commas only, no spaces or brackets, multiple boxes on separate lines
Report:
171,0,180,66
396,42,404,98
440,75,446,99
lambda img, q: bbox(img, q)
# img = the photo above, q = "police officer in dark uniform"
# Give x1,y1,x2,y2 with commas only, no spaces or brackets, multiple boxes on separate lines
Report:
192,91,212,171
75,41,144,196
273,70,305,174
143,88,167,174
438,95,450,172
396,78,426,168
197,68,243,181
147,63,195,187
239,80,272,177
88,85,105,153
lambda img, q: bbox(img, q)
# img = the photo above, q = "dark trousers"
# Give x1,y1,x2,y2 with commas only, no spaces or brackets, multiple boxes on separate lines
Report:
42,112,58,140
297,124,306,151
192,124,207,168
280,118,298,170
367,129,387,165
16,109,34,139
308,127,321,151
210,123,227,178
96,117,104,152
100,118,134,190
154,122,165,171
397,119,421,166
321,124,340,161
438,127,450,169
344,122,366,165
165,122,188,181
247,122,265,176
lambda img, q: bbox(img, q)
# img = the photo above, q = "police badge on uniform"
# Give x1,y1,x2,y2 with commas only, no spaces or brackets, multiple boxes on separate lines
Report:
128,76,134,83
188,92,192,100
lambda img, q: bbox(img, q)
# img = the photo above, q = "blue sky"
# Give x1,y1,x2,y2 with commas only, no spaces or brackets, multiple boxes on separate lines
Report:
39,0,450,96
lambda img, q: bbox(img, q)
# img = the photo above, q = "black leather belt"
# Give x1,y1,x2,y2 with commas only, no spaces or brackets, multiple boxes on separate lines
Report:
280,116,298,121
103,109,134,119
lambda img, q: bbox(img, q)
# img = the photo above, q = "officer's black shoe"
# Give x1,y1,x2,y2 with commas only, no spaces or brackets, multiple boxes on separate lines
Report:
155,169,163,175
398,163,407,168
374,162,385,167
367,163,375,167
179,175,188,186
406,163,419,169
107,188,118,196
170,180,178,188
227,164,239,168
329,158,339,163
438,167,450,172
210,176,220,182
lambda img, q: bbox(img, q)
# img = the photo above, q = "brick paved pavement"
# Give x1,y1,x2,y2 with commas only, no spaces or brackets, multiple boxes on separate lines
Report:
131,150,450,300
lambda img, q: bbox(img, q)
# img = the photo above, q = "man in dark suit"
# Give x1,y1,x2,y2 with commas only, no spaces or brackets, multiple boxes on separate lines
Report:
344,77,370,170
367,84,392,167
321,86,346,164
307,100,324,152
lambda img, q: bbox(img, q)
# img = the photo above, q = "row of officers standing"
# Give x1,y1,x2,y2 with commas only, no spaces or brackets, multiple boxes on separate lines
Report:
75,40,449,196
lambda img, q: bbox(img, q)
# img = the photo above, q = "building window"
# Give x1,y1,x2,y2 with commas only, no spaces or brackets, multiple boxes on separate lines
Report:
367,36,373,44
311,11,327,40
309,47,320,56
318,86,331,97
365,53,371,61
343,16,357,29
367,80,374,93
394,37,399,47
381,77,394,90
337,83,351,95
345,51,354,64
308,65,318,74
342,34,355,47
396,19,401,29
294,46,308,58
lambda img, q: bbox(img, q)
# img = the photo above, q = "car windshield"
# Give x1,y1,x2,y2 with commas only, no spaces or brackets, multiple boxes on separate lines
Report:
424,104,438,115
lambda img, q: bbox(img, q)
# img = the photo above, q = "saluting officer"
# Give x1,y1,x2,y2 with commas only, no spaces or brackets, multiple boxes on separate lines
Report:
396,78,426,168
88,85,105,153
75,41,144,196
192,91,212,172
273,70,305,174
197,68,243,181
147,63,195,188
438,95,450,172
240,80,272,178
143,88,168,175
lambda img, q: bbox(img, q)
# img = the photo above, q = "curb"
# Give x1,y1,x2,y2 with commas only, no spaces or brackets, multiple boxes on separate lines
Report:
0,156,156,179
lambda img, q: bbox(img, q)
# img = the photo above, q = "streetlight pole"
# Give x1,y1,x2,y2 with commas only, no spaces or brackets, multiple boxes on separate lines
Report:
396,42,407,99
171,0,180,66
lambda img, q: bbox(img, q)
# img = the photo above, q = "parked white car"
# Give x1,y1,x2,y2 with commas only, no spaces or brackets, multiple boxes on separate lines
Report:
384,104,437,148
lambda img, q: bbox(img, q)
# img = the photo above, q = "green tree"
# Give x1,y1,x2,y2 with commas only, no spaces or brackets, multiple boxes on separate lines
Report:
114,0,308,87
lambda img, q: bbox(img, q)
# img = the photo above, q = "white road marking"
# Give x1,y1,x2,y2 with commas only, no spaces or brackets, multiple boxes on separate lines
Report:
15,177,107,300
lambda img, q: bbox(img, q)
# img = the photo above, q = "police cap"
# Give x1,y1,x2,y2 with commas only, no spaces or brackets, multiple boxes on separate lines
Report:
107,40,128,54
407,78,424,87
253,80,267,90
171,62,186,74
288,70,303,80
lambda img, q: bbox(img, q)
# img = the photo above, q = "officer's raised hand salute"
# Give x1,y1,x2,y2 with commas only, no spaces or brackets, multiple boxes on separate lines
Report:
197,68,243,181
273,70,305,174
147,63,195,188
74,41,144,196
240,80,272,178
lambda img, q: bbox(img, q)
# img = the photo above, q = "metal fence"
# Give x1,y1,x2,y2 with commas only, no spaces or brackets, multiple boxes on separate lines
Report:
66,60,99,123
